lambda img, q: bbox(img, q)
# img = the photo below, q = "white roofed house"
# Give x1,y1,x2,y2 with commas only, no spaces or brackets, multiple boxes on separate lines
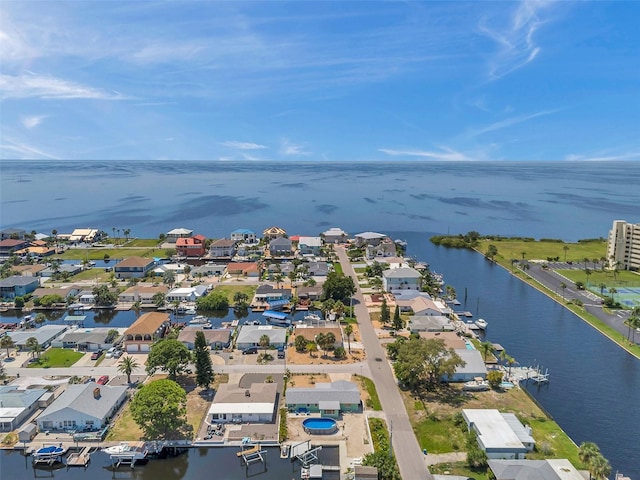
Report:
208,382,277,424
118,285,168,305
166,228,193,243
36,383,127,432
321,227,348,244
462,409,535,460
298,236,322,255
235,325,287,351
354,231,388,247
8,325,67,351
382,267,422,293
0,386,48,432
166,285,209,303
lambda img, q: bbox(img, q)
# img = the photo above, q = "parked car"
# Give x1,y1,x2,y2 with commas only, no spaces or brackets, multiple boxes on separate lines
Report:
277,348,285,359
242,347,258,355
97,375,109,385
105,347,118,358
90,350,103,360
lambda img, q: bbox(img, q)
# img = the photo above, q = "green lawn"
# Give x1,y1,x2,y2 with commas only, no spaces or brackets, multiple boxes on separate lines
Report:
478,238,606,264
356,375,382,410
556,269,640,289
26,348,84,368
332,262,343,275
126,238,160,247
213,284,258,303
68,268,112,283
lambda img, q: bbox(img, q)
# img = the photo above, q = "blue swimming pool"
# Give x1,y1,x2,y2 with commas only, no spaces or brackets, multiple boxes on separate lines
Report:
465,341,476,350
302,417,338,435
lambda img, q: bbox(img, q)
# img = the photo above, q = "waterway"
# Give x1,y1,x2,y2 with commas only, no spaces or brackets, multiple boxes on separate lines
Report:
401,231,639,477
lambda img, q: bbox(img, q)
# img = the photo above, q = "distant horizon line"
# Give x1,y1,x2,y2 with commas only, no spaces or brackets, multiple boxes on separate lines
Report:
2,158,638,163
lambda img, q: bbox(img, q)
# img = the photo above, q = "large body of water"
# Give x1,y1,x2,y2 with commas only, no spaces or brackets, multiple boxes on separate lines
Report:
1,160,639,477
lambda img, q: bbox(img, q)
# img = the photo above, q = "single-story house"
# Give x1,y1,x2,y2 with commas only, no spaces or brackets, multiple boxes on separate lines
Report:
321,227,348,244
114,257,156,279
266,262,295,276
0,386,48,432
235,325,287,351
68,228,101,243
269,237,293,256
254,285,292,305
191,263,227,277
178,327,232,350
208,382,278,424
166,285,209,303
176,234,207,257
37,383,128,432
407,315,454,332
296,286,323,302
8,325,67,351
462,409,536,459
166,228,193,243
15,245,56,258
286,381,361,417
32,286,81,301
209,238,237,258
488,459,584,480
12,264,47,277
298,237,322,255
448,349,487,382
0,239,30,256
52,327,123,352
123,312,170,353
0,228,27,241
418,331,466,349
0,276,40,300
262,226,287,241
152,262,187,276
366,240,397,259
118,285,168,305
292,326,343,349
230,229,258,244
40,264,83,277
306,261,330,277
382,267,422,292
226,262,260,278
354,232,388,247
398,296,451,316
77,290,95,305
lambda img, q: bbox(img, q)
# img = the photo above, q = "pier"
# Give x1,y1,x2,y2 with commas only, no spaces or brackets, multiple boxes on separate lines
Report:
67,446,92,467
237,440,267,466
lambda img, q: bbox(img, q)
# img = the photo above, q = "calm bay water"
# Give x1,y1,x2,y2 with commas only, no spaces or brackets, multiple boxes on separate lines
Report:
1,160,639,477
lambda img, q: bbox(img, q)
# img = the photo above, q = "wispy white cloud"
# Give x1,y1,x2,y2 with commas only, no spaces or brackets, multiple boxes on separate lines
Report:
468,109,560,137
20,114,48,129
0,73,130,100
478,0,555,80
0,136,58,160
564,151,640,162
221,141,267,150
280,139,310,156
379,146,472,161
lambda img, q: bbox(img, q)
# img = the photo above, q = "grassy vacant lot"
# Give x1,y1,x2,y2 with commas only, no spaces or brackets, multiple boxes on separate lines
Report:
213,284,258,303
54,247,161,260
27,348,84,368
404,385,582,468
478,238,606,264
126,239,160,247
557,269,640,289
68,267,112,283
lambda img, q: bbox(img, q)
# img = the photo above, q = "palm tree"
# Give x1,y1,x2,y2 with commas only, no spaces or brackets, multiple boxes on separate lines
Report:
520,251,526,261
505,355,517,376
0,335,15,358
628,315,640,344
578,442,601,477
123,228,131,242
25,337,40,359
608,287,617,301
344,324,353,353
563,245,569,262
259,334,270,354
273,273,284,289
585,268,591,286
599,283,607,296
559,282,567,302
479,341,494,362
117,356,140,384
589,454,611,480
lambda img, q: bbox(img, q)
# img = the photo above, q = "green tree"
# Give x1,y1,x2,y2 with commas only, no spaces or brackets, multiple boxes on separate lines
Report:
130,379,190,440
93,284,118,306
333,346,346,359
306,341,318,357
194,331,214,390
146,339,192,380
197,291,229,310
14,296,25,309
559,282,567,302
466,430,488,467
590,454,611,480
294,335,308,353
563,245,569,262
259,334,270,354
392,305,403,332
485,244,498,261
0,335,15,358
163,270,176,288
479,341,494,362
321,271,356,303
25,337,41,358
117,356,140,384
486,370,503,388
578,441,600,472
379,297,391,326
233,291,249,309
343,324,354,353
152,292,166,308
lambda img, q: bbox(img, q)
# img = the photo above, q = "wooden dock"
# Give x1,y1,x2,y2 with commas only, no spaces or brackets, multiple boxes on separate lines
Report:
67,447,91,467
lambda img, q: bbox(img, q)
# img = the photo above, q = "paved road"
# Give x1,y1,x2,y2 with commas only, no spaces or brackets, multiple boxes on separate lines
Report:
337,246,433,480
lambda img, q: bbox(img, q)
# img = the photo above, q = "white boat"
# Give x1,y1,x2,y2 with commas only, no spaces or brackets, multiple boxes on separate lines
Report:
280,443,290,459
184,307,197,315
102,442,148,462
32,444,67,461
304,313,321,322
189,315,209,325
463,378,490,391
475,318,488,329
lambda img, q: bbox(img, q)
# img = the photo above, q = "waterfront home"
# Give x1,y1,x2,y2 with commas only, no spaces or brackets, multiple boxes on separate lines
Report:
286,380,361,417
298,236,322,256
292,325,343,349
448,349,487,382
68,228,101,243
40,264,83,277
166,285,209,303
226,262,261,278
114,257,155,279
354,232,388,247
8,325,67,351
269,237,293,256
37,383,127,432
208,238,237,258
321,227,348,244
418,331,466,349
0,276,40,300
296,286,323,303
15,243,56,259
0,228,27,240
462,409,535,459
262,226,287,241
253,285,291,309
77,290,95,305
176,234,207,257
398,295,451,317
235,325,286,351
118,285,168,305
166,227,193,243
32,286,81,302
382,267,422,293
488,459,583,480
0,386,49,432
230,228,258,244
12,264,47,277
407,315,453,333
0,238,30,257
190,263,227,277
366,240,396,259
52,327,123,352
178,327,232,350
208,382,277,424
123,312,169,353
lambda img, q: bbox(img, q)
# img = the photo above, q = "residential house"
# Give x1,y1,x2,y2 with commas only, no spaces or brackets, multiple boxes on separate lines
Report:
166,285,209,303
266,262,294,278
32,286,81,302
12,264,47,277
37,383,128,432
208,238,237,258
178,327,232,351
262,226,287,241
235,325,287,351
0,386,48,432
226,262,260,278
306,261,330,277
382,267,422,292
408,315,454,332
118,285,168,305
114,257,156,279
191,263,227,277
253,285,292,309
462,409,536,459
488,459,584,480
0,228,27,240
8,325,67,351
0,276,39,300
68,228,101,243
321,227,348,244
354,232,388,247
176,234,207,257
296,286,323,303
40,264,82,277
152,262,187,276
286,380,361,417
15,241,56,258
298,237,322,256
0,239,30,256
292,325,342,349
166,228,193,243
269,237,293,256
366,240,396,259
230,229,258,244
123,312,170,353
449,349,487,382
208,382,277,424
77,289,95,305
396,295,451,317
52,327,123,352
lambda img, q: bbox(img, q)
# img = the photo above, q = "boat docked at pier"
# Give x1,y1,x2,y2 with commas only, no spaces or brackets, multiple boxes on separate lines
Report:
303,313,321,322
262,310,291,326
474,318,488,330
102,441,148,464
32,444,67,464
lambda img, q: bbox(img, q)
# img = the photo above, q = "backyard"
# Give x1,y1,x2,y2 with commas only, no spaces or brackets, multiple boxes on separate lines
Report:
26,348,84,368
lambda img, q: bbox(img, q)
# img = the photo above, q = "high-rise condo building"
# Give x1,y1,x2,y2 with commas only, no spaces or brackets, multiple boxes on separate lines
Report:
607,220,640,271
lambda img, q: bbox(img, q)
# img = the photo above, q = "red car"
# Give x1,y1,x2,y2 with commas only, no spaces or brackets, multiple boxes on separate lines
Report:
97,375,109,385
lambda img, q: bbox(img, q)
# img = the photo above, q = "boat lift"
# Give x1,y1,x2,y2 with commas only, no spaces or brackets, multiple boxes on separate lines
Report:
237,438,267,467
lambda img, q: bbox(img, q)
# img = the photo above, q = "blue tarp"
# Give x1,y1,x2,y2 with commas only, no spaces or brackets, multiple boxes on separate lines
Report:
262,310,288,320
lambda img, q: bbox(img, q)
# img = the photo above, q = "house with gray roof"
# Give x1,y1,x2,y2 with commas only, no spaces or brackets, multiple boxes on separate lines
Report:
40,264,83,277
51,327,123,352
37,383,127,432
488,459,584,480
0,386,48,432
382,267,422,292
407,315,453,332
0,228,27,241
354,232,388,247
230,229,258,244
235,325,286,351
0,276,40,300
462,409,535,459
8,325,67,351
321,227,348,244
208,382,278,424
269,237,293,256
178,327,231,350
285,380,361,417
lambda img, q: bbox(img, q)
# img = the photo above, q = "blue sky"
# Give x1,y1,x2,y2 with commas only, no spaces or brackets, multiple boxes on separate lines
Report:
1,1,638,162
